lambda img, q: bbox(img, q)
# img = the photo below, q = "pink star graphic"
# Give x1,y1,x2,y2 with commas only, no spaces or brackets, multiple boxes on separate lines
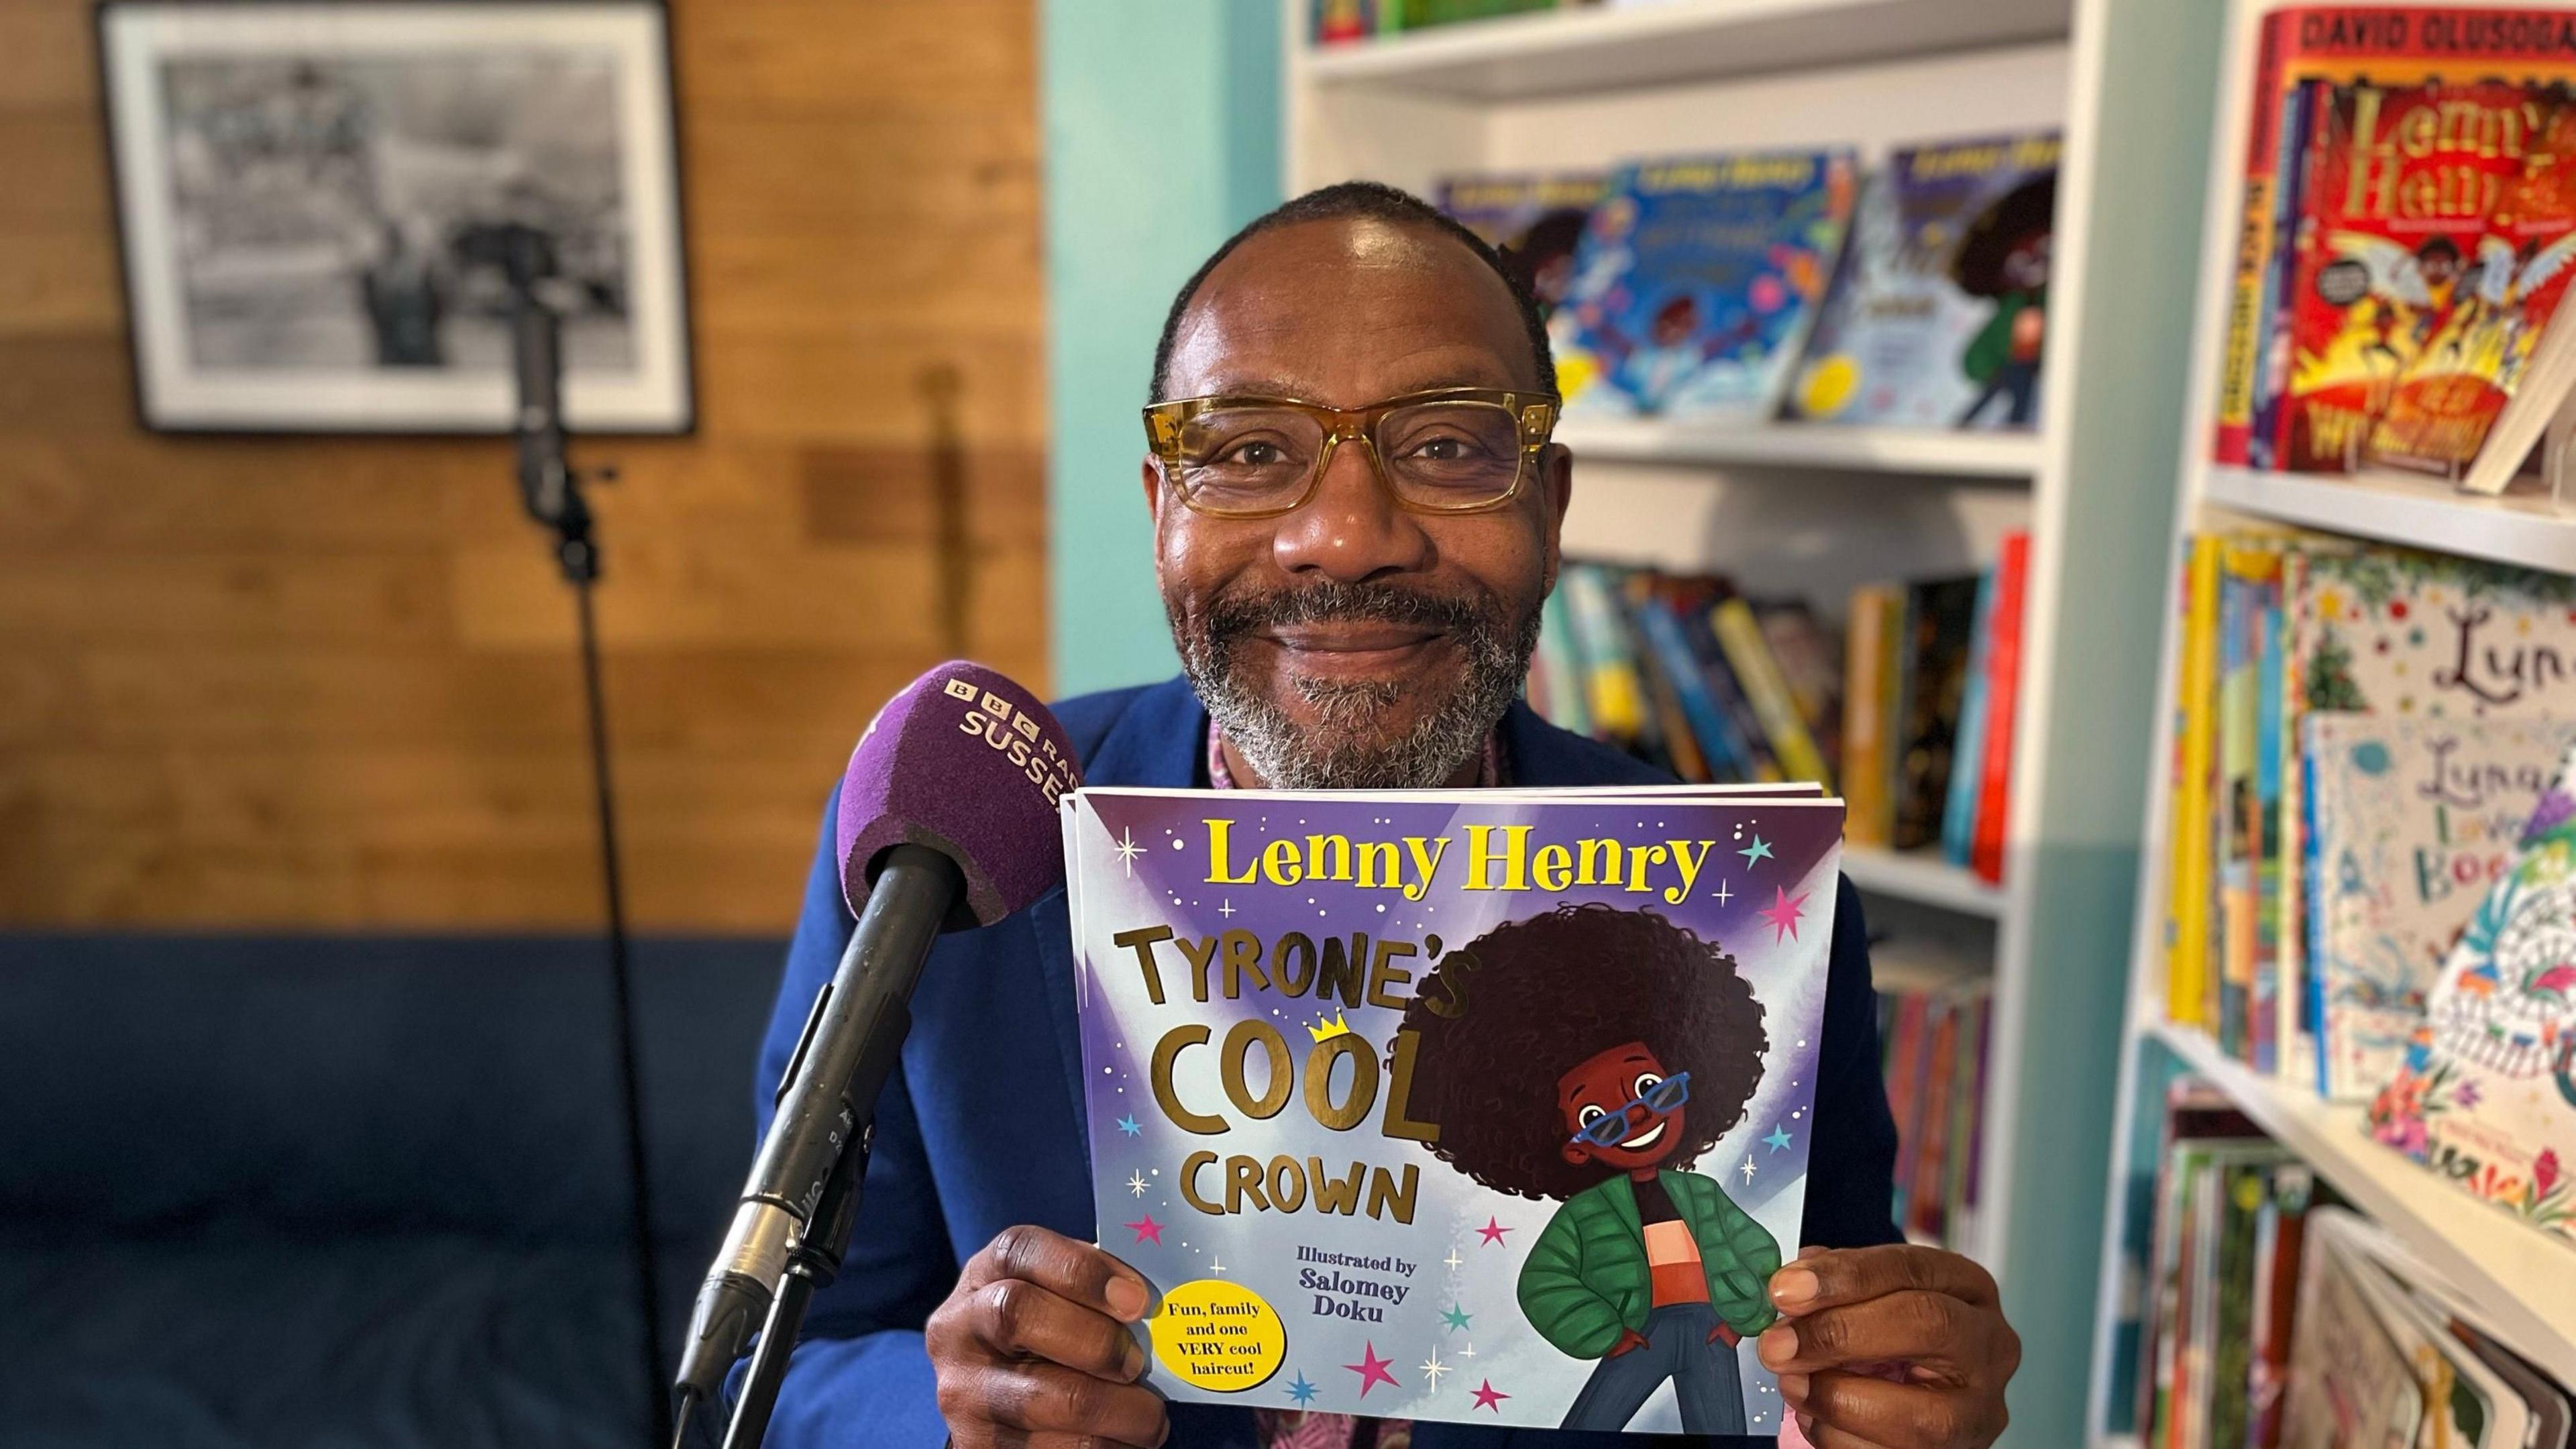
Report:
1758,885,1809,944
1345,1341,1399,1397
1470,1378,1511,1412
1124,1213,1165,1246
1475,1216,1511,1246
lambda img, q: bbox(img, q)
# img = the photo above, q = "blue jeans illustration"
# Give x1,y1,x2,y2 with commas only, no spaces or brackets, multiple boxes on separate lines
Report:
1559,1301,1746,1434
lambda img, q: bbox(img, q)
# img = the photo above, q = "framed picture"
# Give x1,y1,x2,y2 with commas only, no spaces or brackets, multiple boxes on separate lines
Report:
98,1,693,434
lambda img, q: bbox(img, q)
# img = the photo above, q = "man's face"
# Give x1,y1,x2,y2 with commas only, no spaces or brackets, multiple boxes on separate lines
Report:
1146,217,1572,789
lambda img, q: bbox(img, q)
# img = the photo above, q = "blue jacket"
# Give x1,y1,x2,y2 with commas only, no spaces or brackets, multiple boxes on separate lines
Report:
751,676,1901,1448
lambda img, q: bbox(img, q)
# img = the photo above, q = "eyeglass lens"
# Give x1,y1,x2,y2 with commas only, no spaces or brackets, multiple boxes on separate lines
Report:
1174,400,1525,512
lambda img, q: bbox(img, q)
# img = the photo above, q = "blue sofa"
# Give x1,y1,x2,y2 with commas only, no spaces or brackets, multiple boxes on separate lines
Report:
0,934,785,1448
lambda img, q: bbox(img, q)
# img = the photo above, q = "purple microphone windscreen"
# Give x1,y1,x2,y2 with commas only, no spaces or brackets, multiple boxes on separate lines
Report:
836,661,1081,928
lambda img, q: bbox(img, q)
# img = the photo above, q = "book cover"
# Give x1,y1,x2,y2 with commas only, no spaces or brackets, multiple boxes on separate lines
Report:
1892,576,1982,854
1842,583,1902,849
1436,172,1610,319
2172,537,2226,1031
2216,10,2291,466
1560,564,1649,747
2305,712,2576,1102
1662,580,1784,784
1793,131,2059,431
2367,739,2576,1246
1067,787,1846,1433
1557,149,1858,419
1941,565,1996,870
1756,602,1845,775
2281,1210,2424,1449
2280,52,2576,472
1971,533,2030,885
1715,597,1833,788
1534,590,1593,737
2280,545,2576,1080
2251,552,2289,1076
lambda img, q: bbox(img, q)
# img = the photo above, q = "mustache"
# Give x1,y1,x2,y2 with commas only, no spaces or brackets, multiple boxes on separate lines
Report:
1199,578,1498,643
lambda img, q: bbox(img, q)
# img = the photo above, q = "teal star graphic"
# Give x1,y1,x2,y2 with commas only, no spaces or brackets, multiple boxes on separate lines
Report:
1441,1303,1472,1332
1285,1371,1318,1406
1764,1125,1793,1153
1116,1115,1141,1136
1737,835,1773,865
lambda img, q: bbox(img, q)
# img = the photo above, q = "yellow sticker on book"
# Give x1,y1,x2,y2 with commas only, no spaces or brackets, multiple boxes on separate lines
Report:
1148,1278,1286,1391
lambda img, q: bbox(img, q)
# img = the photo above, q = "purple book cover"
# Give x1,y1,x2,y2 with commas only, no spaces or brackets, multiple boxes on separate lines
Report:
1064,787,1845,1435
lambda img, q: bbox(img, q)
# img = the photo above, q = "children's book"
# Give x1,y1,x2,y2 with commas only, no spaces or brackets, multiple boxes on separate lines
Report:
2305,713,2576,1102
2281,545,2576,1084
1556,149,1858,419
1436,172,1609,319
1892,575,1982,853
2367,739,2576,1246
2282,1209,2426,1449
1792,131,2060,431
1064,786,1845,1434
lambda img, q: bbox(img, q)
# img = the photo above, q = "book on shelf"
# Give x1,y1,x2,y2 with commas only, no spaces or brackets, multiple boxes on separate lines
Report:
2122,1087,2576,1449
1555,150,1858,421
1436,171,1608,319
2211,5,2576,494
1527,557,2025,888
1876,977,1990,1251
2366,736,2576,1246
1062,784,1845,1434
2305,713,2576,1102
1792,131,2060,432
1311,0,1569,43
2166,533,2576,1091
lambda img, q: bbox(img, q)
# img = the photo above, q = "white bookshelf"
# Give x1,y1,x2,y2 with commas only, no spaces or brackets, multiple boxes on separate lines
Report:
1289,2,2215,1442
2086,1,2576,1441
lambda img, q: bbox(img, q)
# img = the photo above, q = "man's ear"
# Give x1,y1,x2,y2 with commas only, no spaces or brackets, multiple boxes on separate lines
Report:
1140,456,1165,525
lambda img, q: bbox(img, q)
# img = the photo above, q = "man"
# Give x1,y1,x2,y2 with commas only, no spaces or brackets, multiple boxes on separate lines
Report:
748,182,2021,1448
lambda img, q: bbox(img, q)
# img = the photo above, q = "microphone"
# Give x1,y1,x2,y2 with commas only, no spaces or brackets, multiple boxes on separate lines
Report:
672,661,1081,1432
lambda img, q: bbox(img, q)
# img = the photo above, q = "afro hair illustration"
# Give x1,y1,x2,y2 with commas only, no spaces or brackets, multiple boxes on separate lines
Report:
1397,902,1767,1202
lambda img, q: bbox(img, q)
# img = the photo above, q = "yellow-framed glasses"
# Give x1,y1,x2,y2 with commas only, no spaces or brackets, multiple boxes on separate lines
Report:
1142,386,1559,520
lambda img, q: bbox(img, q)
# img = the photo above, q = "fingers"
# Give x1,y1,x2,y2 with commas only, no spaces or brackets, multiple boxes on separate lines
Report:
936,1361,1169,1449
1770,1244,2000,1317
1756,1289,1994,1377
957,1277,1150,1381
1788,1369,2006,1449
959,1224,1155,1323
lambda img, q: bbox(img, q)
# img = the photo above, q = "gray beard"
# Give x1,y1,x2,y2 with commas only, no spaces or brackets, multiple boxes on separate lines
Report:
1171,580,1542,791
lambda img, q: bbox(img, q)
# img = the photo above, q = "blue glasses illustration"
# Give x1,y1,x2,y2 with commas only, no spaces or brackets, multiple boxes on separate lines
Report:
1566,1071,1693,1148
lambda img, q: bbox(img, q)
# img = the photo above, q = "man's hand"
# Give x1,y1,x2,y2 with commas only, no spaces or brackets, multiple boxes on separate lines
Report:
1755,1244,2020,1449
925,1225,1170,1449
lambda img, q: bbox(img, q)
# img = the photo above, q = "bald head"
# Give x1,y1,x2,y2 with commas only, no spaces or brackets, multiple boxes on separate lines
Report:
1147,180,1556,405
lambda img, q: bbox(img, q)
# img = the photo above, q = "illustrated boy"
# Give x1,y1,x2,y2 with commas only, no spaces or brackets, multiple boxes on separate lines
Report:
1400,901,1780,1434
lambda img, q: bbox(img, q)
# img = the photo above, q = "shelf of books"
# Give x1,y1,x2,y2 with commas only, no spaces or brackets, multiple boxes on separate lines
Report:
2091,1,2576,1444
1294,0,2218,1439
1303,0,2073,100
1558,417,2044,477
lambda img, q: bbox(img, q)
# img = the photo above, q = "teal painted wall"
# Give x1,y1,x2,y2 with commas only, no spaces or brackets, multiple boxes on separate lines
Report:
1040,1,1284,696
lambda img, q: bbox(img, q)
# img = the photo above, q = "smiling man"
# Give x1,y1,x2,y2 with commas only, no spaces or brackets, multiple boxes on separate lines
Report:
747,182,2021,1449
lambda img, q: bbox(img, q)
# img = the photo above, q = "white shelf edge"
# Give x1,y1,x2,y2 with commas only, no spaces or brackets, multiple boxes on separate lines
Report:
1560,418,2043,478
2200,464,2576,576
1301,0,2072,101
2147,1020,2576,1389
1841,845,2006,918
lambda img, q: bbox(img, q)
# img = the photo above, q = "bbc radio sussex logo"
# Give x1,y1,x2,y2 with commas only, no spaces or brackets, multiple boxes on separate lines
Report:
944,677,1077,806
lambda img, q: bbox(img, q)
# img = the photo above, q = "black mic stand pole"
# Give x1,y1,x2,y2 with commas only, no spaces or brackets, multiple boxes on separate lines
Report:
502,231,667,1449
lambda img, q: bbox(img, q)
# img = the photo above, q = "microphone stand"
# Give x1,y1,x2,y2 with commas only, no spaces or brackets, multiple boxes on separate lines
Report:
500,227,668,1449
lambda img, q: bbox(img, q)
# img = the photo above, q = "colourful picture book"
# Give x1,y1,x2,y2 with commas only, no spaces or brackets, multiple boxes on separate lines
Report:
1556,149,1858,419
1063,786,1846,1434
1436,172,1608,317
2368,739,2576,1245
1793,131,2060,431
2304,713,2576,1102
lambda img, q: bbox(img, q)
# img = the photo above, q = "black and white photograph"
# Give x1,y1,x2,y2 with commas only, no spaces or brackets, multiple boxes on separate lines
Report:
99,1,691,432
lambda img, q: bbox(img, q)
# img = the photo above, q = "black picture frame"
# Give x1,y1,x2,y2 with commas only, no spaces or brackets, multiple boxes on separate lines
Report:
95,0,695,435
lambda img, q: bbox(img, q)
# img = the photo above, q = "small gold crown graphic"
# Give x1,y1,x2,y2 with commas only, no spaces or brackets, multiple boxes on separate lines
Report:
1307,1010,1353,1043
